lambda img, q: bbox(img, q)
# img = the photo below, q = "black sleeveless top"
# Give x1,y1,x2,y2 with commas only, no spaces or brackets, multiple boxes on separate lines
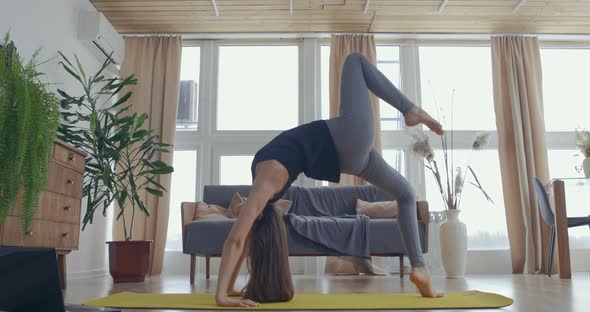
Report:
251,120,341,202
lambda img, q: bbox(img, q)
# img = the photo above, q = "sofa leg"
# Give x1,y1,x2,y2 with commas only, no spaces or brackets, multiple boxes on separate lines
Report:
206,256,210,280
190,255,196,285
399,256,404,278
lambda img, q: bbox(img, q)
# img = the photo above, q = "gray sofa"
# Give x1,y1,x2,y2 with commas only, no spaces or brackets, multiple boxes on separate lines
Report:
181,184,429,284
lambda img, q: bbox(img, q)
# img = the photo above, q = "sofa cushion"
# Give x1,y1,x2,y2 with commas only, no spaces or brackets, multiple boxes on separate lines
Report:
356,199,398,219
227,192,244,217
194,202,232,220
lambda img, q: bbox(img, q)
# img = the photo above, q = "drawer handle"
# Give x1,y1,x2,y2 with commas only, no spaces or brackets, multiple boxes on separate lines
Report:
66,179,74,185
68,152,76,161
64,206,71,212
62,232,70,238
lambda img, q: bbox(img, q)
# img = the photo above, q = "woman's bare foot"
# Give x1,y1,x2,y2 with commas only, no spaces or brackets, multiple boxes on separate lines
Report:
404,106,444,135
409,266,444,298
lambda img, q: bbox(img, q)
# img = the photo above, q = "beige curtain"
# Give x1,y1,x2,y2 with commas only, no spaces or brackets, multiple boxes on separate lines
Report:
491,36,552,275
113,36,182,275
326,34,383,274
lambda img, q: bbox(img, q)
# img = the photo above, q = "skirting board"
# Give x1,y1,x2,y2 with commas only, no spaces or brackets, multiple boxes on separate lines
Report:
67,269,109,280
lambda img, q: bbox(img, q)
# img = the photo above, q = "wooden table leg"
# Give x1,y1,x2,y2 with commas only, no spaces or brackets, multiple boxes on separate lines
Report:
550,180,571,279
57,254,67,289
206,256,210,280
190,254,196,285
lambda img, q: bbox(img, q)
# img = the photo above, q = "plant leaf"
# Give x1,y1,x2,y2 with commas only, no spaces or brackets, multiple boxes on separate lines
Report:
145,187,164,197
146,176,167,191
467,166,494,204
112,91,132,108
145,166,174,175
60,61,81,82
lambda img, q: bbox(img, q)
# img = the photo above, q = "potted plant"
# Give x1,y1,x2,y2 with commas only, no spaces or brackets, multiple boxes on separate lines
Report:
57,52,173,283
575,128,590,177
409,103,493,278
0,33,60,234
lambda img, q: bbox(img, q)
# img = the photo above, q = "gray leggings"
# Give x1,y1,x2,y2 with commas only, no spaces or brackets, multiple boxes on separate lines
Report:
325,52,425,267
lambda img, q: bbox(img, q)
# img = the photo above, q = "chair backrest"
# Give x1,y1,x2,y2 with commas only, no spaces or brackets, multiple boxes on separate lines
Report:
532,176,555,225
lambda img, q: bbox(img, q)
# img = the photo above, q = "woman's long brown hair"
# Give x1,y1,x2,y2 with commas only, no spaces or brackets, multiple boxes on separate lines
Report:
243,203,294,303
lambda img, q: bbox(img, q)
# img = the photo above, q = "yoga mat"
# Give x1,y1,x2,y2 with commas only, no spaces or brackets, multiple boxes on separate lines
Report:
83,290,513,310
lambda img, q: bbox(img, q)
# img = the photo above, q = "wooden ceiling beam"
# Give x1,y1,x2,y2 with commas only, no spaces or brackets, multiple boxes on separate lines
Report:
91,0,590,34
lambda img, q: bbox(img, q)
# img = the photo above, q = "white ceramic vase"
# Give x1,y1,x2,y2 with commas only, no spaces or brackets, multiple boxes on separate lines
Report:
440,209,467,278
583,157,590,178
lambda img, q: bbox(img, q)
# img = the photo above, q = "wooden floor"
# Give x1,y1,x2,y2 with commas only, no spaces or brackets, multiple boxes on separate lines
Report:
64,273,590,312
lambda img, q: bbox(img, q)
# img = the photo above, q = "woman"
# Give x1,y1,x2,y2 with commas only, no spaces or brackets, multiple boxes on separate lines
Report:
215,52,444,307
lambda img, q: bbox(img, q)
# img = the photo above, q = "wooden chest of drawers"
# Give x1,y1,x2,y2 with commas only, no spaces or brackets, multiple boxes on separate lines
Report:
0,140,85,289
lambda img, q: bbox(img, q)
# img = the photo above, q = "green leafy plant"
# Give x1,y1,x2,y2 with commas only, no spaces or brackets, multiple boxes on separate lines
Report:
0,33,60,234
57,52,173,241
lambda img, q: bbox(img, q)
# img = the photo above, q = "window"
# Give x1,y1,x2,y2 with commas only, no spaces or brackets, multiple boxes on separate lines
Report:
541,48,590,249
424,149,508,250
171,40,520,273
220,155,255,185
177,47,200,129
376,46,403,131
419,47,495,130
541,49,590,131
165,151,197,251
320,45,403,130
419,46,505,250
383,149,406,177
321,149,405,186
217,45,299,130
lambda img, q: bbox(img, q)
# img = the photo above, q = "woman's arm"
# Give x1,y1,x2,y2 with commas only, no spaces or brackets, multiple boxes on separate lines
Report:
216,160,289,307
215,189,273,307
227,240,248,296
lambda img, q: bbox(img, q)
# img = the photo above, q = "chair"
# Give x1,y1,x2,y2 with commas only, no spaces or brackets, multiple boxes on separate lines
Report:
532,176,590,277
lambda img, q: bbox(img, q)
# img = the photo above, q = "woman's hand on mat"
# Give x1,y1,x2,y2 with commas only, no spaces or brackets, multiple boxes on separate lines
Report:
216,296,260,307
227,288,243,297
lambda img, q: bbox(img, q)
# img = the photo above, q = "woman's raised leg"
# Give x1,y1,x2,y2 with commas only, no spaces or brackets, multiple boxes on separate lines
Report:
327,52,443,175
358,149,443,298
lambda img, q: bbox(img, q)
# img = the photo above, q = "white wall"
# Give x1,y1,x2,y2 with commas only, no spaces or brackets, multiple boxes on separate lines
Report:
0,0,112,278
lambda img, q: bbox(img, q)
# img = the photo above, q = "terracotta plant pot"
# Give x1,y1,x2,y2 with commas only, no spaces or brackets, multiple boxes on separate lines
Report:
107,240,152,283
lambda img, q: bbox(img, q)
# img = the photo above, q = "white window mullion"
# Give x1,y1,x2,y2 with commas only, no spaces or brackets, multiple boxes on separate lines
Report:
301,38,322,123
298,38,322,188
198,40,219,198
400,43,426,200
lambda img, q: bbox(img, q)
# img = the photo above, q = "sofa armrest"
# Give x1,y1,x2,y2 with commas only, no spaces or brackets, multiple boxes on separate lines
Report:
181,202,198,254
417,201,429,253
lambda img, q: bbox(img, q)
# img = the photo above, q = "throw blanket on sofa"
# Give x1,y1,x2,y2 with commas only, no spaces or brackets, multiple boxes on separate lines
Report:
285,214,370,259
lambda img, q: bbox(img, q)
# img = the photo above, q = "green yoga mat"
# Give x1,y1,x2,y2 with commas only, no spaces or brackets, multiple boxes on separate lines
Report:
83,290,513,310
